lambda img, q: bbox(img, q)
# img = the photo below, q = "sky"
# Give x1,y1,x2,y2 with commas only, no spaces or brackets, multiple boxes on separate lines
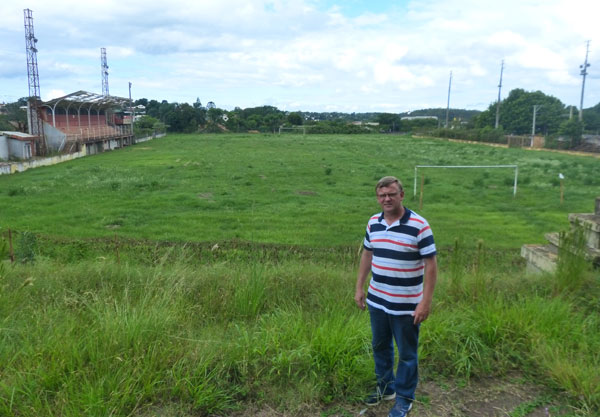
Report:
1,0,599,113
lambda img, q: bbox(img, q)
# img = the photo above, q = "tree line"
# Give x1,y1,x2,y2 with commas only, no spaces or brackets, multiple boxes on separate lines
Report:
2,89,600,148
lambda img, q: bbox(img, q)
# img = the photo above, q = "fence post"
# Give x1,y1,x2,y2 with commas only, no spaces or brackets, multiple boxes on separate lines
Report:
8,228,15,263
114,234,120,264
560,178,564,205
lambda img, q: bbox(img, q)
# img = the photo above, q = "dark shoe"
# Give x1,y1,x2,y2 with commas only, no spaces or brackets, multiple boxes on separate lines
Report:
364,386,396,406
388,401,412,417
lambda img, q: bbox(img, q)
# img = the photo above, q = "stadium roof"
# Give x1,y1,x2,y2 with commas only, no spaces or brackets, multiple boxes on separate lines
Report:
42,91,131,109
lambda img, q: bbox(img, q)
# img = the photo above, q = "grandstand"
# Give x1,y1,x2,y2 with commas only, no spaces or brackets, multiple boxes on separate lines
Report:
37,91,134,154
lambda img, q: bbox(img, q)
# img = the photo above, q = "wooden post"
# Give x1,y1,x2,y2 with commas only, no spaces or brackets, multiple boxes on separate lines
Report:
560,179,564,205
419,175,425,210
8,228,15,263
114,234,120,264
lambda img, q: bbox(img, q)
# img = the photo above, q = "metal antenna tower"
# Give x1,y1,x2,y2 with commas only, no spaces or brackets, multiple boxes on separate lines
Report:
579,40,591,122
24,8,46,155
495,60,504,129
101,47,109,96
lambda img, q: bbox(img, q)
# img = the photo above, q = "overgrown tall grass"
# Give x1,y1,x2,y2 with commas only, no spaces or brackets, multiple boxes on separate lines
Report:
1,246,598,415
2,134,599,249
1,134,599,415
423,240,600,412
0,254,373,415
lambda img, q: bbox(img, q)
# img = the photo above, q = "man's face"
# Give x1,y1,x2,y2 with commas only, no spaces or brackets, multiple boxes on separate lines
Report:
376,183,404,214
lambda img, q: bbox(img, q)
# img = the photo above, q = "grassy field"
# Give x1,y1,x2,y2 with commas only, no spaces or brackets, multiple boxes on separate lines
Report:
2,133,599,249
1,133,599,416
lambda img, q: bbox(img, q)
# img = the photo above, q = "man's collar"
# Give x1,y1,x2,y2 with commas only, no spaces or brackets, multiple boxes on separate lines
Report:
378,207,411,224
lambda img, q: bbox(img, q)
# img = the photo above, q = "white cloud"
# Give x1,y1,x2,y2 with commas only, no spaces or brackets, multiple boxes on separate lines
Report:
0,0,598,111
44,89,66,101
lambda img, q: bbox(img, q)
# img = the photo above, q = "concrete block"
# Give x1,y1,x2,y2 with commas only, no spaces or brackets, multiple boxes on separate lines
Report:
521,244,557,274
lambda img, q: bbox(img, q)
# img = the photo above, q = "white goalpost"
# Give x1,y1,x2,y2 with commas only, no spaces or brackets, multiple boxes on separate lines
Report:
413,164,519,198
278,126,306,136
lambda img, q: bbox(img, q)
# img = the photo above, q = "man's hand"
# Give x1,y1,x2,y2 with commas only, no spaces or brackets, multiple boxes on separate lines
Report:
355,249,372,311
354,288,366,310
413,255,437,325
412,301,431,325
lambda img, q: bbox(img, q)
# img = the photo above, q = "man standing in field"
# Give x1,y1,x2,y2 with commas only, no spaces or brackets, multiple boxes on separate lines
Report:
354,176,437,417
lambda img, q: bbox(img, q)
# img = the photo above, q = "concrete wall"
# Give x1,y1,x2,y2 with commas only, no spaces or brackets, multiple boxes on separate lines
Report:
135,132,166,143
0,145,87,175
7,139,32,159
0,133,165,175
0,135,8,160
87,142,103,155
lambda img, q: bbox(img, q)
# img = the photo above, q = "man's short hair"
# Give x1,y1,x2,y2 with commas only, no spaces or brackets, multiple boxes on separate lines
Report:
376,176,403,192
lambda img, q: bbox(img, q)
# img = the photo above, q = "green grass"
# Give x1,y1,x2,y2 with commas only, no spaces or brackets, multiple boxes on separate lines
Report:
1,133,598,250
0,133,599,415
0,253,598,415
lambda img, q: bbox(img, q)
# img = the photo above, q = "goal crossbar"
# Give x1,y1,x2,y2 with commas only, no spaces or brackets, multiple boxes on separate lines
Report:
278,126,307,135
413,165,519,197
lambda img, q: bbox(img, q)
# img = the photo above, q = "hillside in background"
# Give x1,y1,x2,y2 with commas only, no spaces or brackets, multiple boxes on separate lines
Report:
298,108,481,123
399,108,482,122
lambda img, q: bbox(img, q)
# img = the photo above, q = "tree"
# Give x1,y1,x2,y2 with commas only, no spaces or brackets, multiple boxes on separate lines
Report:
134,98,148,107
207,107,224,123
475,89,566,135
165,103,198,133
144,100,160,118
135,115,159,129
264,113,284,133
158,100,175,123
287,112,303,126
377,113,401,132
558,118,583,148
583,102,600,133
1,99,28,132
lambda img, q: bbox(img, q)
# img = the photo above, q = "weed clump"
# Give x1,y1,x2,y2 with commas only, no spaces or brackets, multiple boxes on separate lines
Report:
555,223,590,296
15,230,37,264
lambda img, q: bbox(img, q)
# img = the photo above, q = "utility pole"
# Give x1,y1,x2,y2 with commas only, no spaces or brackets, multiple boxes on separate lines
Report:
531,105,541,146
579,40,590,122
445,71,452,128
495,60,504,129
128,82,133,136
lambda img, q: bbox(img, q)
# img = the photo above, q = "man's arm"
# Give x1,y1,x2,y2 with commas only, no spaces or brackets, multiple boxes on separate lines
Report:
354,249,373,310
413,255,437,324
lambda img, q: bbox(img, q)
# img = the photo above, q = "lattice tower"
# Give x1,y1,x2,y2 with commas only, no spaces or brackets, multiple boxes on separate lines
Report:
101,47,109,96
24,8,46,155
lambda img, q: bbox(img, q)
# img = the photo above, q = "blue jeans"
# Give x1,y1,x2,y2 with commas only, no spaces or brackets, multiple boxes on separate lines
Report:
368,305,419,405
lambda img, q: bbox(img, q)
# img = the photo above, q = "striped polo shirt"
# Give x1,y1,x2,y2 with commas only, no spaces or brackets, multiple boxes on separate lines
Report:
364,208,436,315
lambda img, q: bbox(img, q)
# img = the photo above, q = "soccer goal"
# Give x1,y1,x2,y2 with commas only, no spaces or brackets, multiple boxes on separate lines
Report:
278,126,306,136
413,164,519,197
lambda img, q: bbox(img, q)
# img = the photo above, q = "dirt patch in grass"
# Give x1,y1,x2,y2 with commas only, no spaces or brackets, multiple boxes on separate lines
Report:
296,190,318,196
221,374,571,417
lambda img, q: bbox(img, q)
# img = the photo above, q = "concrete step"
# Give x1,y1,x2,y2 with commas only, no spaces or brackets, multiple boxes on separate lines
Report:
568,213,600,250
521,244,557,274
544,232,560,251
546,231,600,265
